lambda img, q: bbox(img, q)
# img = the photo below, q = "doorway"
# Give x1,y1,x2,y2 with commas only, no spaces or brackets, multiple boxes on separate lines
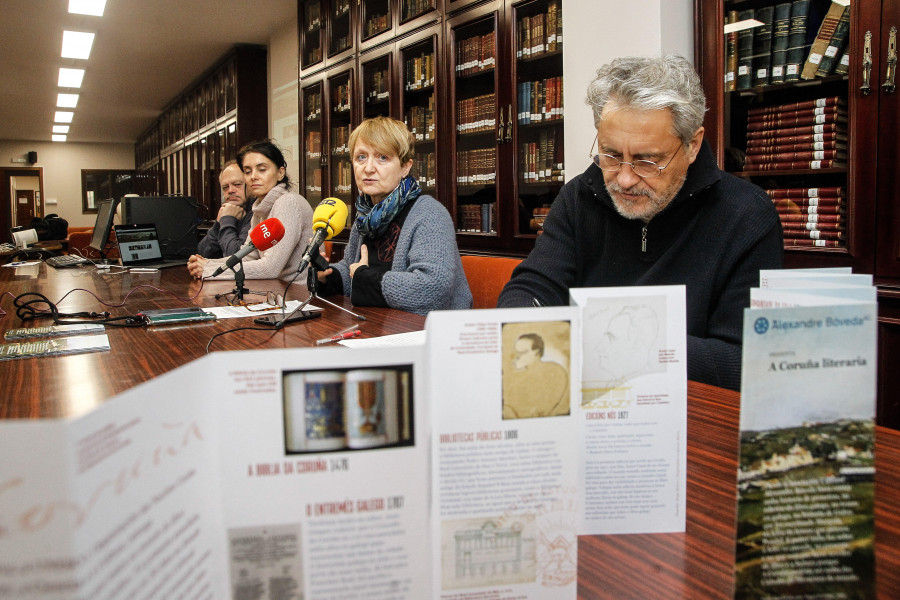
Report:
1,167,44,243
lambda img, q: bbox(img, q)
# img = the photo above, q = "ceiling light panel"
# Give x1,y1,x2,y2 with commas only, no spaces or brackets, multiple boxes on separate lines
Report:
55,111,75,123
53,125,70,134
68,0,106,16
57,93,80,108
52,135,68,142
58,68,85,88
61,31,95,59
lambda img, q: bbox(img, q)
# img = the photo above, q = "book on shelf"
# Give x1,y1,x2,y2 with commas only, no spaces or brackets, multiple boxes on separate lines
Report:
725,10,740,91
745,121,846,139
776,202,845,215
769,2,793,84
766,185,845,199
746,139,847,154
746,158,846,171
784,0,812,82
815,4,851,77
751,5,775,87
833,47,850,75
736,9,756,90
745,109,847,132
783,238,843,247
781,219,846,232
782,228,845,240
745,150,846,167
800,0,847,79
746,95,845,116
778,212,843,224
745,131,848,147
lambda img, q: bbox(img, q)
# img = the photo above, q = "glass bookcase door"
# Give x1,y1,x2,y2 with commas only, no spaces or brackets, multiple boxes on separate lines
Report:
361,0,393,44
361,52,394,121
449,9,500,239
399,0,438,37
328,0,355,60
328,69,355,220
302,82,325,204
299,0,325,72
512,0,563,239
400,30,440,200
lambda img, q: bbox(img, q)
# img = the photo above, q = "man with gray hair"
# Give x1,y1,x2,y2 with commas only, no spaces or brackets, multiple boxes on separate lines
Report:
498,55,783,390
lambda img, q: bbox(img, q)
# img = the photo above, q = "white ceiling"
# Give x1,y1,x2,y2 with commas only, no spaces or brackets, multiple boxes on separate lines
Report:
0,0,296,144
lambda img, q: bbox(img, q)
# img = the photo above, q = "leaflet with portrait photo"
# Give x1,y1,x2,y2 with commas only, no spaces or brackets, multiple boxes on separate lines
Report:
570,285,687,534
426,307,581,599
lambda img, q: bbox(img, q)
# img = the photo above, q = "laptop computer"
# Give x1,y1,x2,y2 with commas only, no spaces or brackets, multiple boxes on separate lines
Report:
113,223,188,269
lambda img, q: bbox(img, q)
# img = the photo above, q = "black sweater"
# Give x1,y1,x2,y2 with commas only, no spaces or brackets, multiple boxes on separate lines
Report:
498,141,784,390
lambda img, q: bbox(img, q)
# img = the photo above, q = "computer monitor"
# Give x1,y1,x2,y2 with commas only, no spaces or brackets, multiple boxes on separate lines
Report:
89,199,119,258
119,196,199,259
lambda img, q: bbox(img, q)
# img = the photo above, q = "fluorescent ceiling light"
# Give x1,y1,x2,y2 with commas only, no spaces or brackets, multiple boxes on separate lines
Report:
53,125,70,134
55,111,75,123
59,68,85,88
52,135,68,142
69,0,107,16
62,31,95,59
57,93,80,108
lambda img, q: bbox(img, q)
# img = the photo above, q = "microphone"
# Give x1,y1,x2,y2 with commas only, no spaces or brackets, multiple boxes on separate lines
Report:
297,198,349,274
211,218,286,277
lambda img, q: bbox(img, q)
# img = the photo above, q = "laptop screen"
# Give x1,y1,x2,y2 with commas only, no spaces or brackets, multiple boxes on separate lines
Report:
114,224,164,265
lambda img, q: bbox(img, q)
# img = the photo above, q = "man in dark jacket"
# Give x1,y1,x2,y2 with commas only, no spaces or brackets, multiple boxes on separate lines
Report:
196,161,254,259
497,55,783,390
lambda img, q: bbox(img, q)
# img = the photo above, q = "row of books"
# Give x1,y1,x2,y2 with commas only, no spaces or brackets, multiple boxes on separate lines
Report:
517,77,563,125
405,99,436,142
456,148,496,186
517,1,561,59
520,129,563,184
304,93,321,121
333,161,352,195
742,96,848,171
331,126,351,155
405,52,435,91
332,83,351,112
305,131,321,158
457,202,497,234
401,0,432,22
726,0,850,91
456,92,497,134
768,186,846,248
412,151,437,189
366,69,389,102
305,169,322,195
364,12,390,38
456,32,496,76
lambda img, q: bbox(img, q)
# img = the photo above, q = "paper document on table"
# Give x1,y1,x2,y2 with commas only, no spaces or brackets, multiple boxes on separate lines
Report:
203,300,323,319
570,285,687,534
339,329,426,348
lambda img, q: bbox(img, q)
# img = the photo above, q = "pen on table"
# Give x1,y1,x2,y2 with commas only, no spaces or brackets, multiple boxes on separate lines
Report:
316,329,362,345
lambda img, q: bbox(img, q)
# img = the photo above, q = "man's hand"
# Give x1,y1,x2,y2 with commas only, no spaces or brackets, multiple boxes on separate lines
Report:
217,203,245,221
349,245,369,278
187,254,208,279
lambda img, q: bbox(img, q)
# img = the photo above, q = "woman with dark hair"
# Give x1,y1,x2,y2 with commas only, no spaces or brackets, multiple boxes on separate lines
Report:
316,117,471,315
188,139,313,281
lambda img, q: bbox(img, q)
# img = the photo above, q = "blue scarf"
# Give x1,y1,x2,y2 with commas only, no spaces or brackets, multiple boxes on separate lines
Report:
355,175,421,238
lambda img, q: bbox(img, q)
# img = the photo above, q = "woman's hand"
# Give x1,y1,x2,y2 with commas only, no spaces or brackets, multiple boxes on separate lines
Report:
349,245,369,278
187,254,208,279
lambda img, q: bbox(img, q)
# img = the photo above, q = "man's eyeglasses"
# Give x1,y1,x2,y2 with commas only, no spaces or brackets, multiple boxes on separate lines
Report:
589,134,683,179
242,291,285,312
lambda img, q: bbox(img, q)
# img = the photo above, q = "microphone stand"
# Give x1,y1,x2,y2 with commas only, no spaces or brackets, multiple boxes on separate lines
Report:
214,259,255,306
272,254,367,328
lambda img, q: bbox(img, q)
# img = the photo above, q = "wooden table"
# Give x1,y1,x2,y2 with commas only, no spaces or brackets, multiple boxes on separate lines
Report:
0,262,424,419
2,263,897,598
578,381,900,599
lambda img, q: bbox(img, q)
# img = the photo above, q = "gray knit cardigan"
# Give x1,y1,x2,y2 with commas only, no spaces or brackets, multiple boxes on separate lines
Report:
329,195,472,316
